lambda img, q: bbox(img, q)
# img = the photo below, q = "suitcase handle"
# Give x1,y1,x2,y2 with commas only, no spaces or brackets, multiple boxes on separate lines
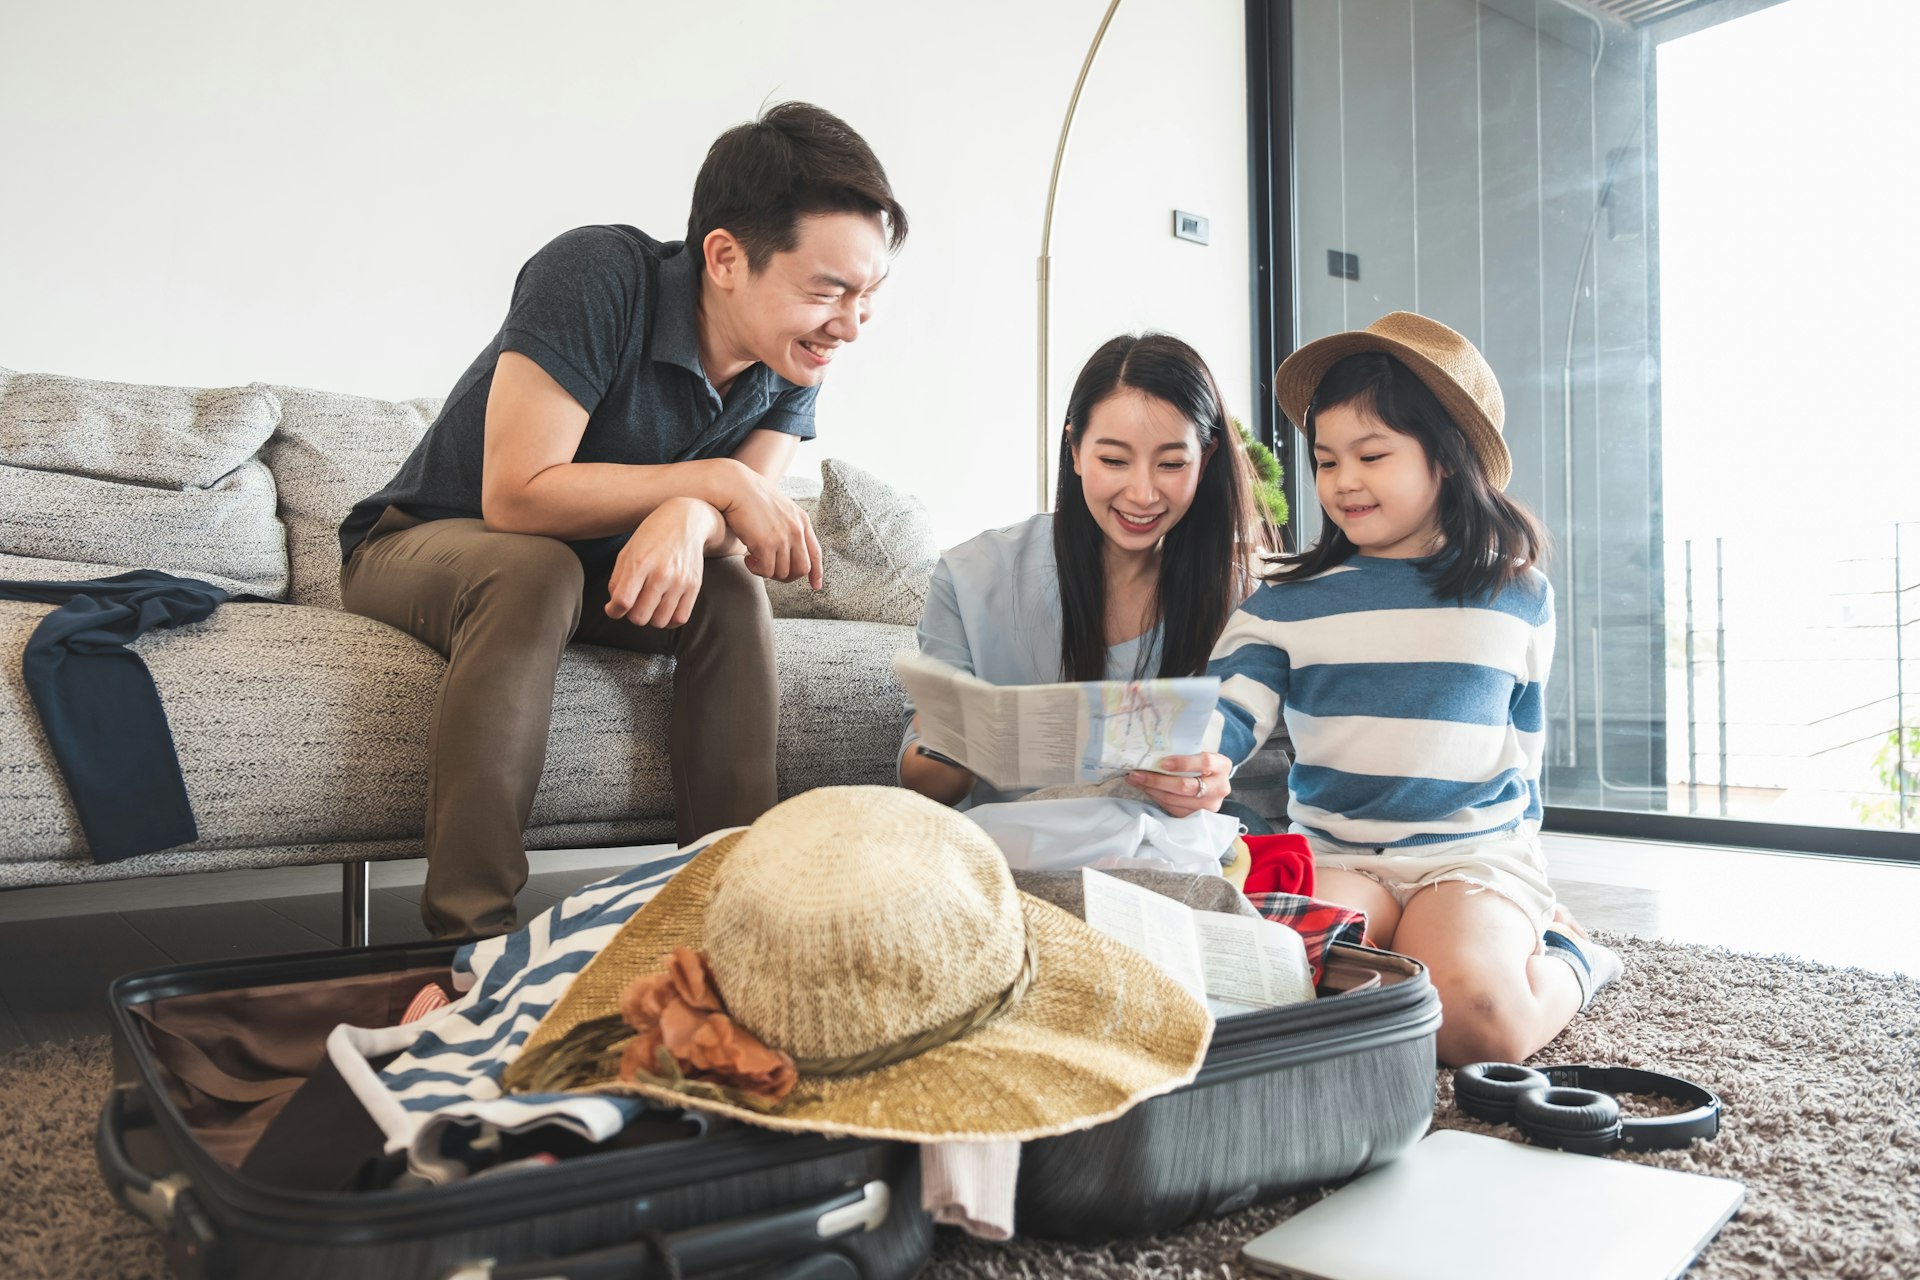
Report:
97,1085,223,1276
97,1084,185,1230
454,1179,890,1280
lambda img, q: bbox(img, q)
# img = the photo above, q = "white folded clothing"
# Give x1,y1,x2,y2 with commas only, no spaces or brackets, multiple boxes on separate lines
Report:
967,795,1240,876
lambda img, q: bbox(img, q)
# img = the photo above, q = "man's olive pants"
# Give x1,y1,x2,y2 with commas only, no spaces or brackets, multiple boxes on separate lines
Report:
342,507,778,938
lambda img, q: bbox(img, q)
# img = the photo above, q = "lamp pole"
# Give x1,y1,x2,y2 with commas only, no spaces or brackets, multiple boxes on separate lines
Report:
1037,0,1124,511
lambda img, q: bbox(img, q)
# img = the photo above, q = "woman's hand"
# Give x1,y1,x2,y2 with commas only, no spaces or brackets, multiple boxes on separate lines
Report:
1128,752,1233,819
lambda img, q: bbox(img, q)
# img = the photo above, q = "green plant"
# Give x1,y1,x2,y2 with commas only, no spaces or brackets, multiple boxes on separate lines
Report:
1234,419,1288,529
1850,723,1920,828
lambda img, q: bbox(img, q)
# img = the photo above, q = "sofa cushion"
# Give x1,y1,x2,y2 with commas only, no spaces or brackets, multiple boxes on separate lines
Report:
0,600,437,863
0,462,287,599
263,386,440,609
771,618,917,795
765,457,937,627
534,616,912,826
0,367,288,597
0,598,913,865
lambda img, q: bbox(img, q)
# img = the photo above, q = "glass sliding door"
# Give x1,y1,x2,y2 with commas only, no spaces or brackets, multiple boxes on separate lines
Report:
1654,1,1919,837
1277,0,1919,855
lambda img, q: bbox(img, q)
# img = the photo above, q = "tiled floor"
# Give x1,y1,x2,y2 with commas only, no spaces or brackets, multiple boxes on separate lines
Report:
0,833,1913,1053
1539,833,1920,976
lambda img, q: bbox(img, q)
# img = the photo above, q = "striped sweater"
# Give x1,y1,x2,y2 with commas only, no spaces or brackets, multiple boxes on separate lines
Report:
328,841,706,1181
1208,555,1554,848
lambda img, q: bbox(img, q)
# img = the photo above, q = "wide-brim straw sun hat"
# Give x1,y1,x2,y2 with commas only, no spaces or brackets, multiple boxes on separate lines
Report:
504,785,1214,1144
1274,311,1511,491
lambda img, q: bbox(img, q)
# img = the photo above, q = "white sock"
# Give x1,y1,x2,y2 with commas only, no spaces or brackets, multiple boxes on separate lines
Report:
1544,929,1623,1010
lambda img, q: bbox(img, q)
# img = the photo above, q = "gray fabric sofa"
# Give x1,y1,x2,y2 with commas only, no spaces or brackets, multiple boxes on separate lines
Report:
0,370,922,938
0,366,1291,943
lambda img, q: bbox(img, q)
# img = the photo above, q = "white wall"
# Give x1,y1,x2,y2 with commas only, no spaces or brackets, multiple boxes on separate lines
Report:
0,0,1250,546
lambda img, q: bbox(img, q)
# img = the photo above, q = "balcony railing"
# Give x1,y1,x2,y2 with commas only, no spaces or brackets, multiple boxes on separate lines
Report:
1671,521,1918,830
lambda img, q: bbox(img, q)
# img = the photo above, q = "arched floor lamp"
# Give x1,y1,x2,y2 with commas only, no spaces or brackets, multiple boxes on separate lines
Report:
1036,0,1124,511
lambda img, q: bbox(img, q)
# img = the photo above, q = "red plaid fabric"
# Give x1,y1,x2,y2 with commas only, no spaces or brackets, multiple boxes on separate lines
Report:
1244,891,1369,983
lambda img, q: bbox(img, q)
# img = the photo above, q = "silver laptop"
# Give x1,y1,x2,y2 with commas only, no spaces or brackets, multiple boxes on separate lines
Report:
1241,1130,1744,1280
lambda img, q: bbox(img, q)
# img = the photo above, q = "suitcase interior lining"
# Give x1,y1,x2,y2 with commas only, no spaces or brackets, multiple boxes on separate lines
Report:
130,965,453,1168
130,946,1418,1166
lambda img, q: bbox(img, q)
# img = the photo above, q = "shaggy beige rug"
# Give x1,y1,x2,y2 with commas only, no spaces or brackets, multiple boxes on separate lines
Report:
2,933,1915,1279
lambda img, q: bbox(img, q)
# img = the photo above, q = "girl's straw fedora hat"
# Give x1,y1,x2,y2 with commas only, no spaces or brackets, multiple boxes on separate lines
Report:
1275,311,1511,491
504,786,1213,1143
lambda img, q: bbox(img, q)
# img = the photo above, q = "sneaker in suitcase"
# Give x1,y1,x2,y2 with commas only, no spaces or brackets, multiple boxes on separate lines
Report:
97,939,935,1280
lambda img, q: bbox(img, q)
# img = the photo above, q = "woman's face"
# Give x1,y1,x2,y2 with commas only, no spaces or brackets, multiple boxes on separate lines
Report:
1070,389,1208,555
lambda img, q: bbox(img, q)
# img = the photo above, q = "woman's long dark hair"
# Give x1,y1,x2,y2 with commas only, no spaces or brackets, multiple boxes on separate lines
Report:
1275,352,1547,600
1053,333,1271,681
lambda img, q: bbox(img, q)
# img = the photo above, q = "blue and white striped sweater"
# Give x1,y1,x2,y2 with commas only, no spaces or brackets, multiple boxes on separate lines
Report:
327,839,713,1182
1207,556,1554,849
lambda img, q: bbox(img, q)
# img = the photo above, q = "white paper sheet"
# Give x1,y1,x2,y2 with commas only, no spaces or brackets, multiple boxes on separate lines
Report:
1079,864,1210,1003
1079,868,1315,1014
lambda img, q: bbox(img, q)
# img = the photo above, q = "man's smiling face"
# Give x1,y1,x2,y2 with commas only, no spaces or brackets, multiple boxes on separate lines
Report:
718,211,890,388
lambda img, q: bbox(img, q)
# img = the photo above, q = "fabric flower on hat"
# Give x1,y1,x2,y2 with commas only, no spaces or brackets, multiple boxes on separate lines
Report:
617,946,797,1104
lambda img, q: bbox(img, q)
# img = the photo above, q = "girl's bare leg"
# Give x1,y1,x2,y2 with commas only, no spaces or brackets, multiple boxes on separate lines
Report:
1313,867,1403,949
1392,880,1580,1066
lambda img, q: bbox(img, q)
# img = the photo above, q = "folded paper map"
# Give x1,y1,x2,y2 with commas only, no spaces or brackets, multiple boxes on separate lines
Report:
895,650,1220,789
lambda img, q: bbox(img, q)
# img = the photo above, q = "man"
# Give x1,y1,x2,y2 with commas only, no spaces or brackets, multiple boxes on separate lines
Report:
338,103,905,938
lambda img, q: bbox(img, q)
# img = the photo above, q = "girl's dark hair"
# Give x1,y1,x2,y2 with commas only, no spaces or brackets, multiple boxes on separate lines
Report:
688,102,907,268
1275,352,1547,600
1053,333,1273,681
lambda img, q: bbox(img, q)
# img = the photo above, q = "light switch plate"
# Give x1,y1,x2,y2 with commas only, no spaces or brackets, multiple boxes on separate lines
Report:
1174,210,1210,244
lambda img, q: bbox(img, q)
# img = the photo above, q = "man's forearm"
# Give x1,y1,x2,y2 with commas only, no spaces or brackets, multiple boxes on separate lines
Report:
680,498,746,557
482,457,741,540
631,495,736,556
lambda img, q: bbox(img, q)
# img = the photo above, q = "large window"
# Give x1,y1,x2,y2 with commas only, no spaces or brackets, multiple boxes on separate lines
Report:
1655,1,1917,834
1270,0,1919,853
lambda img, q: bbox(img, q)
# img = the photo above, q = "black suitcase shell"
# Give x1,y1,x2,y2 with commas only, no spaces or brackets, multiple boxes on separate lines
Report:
1016,942,1442,1240
98,939,933,1280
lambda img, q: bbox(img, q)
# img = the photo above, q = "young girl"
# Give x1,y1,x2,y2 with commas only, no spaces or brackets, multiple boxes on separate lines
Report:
1208,312,1619,1066
900,332,1270,823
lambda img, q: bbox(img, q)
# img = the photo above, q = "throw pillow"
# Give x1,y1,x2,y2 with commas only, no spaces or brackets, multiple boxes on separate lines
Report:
0,367,288,597
0,366,279,488
261,385,441,609
764,458,936,627
0,461,287,598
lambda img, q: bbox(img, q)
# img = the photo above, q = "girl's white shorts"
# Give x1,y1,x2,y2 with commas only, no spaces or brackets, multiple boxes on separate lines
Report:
1300,825,1557,936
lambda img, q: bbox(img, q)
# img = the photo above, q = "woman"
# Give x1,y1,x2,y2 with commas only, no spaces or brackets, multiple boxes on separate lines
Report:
899,332,1272,829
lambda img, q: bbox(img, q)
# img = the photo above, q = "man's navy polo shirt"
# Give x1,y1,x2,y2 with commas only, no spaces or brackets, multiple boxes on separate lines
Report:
338,225,818,563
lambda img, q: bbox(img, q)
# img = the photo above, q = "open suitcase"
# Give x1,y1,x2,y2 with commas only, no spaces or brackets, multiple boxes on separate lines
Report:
98,939,934,1280
99,917,1441,1274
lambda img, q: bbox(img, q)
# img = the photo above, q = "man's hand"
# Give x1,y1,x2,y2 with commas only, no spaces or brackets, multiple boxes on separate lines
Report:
605,498,720,627
715,460,824,588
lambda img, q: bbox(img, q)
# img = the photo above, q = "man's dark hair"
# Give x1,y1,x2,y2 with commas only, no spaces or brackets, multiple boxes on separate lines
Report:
687,102,907,269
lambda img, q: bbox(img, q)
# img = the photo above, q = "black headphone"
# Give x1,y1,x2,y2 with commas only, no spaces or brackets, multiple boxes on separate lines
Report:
1452,1062,1722,1156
